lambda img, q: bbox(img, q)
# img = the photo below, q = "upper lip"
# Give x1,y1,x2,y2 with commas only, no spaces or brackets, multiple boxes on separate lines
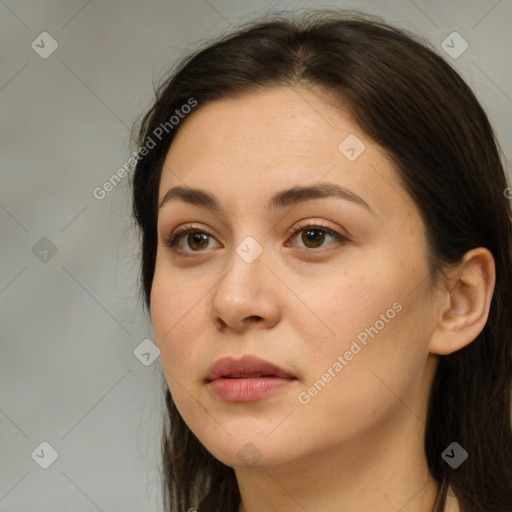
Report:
206,355,296,381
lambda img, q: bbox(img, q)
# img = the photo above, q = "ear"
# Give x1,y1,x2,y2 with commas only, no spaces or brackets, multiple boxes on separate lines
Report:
429,248,496,355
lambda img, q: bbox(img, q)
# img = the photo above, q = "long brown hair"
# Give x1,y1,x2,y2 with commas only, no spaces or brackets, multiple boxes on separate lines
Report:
131,10,512,512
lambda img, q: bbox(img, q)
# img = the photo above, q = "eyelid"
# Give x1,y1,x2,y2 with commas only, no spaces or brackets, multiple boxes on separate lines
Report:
285,219,348,245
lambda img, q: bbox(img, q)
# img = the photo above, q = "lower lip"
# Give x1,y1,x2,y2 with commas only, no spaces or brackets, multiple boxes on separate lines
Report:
208,377,296,402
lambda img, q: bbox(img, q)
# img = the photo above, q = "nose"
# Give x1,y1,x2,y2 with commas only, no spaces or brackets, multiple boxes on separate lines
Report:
210,245,282,333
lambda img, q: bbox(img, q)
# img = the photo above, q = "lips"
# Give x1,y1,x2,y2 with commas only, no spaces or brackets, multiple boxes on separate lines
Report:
206,355,295,382
206,355,297,402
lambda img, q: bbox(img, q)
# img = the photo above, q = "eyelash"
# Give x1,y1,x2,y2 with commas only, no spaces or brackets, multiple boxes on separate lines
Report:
162,221,349,257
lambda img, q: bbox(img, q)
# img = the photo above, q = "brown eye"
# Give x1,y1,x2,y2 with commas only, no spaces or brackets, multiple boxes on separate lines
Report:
186,232,210,251
164,226,221,253
301,228,327,248
286,223,348,250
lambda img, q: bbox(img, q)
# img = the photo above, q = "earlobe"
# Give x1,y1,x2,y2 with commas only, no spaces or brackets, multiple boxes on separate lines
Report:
429,248,496,356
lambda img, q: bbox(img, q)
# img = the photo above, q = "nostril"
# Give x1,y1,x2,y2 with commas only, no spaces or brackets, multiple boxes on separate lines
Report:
246,315,263,322
215,318,228,331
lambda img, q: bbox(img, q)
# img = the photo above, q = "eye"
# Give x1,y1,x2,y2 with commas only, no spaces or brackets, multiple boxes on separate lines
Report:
285,221,349,249
163,224,221,254
162,221,349,256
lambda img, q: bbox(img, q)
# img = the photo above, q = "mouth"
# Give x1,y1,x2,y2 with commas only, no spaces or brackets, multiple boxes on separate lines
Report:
221,373,276,378
206,355,296,381
206,355,297,402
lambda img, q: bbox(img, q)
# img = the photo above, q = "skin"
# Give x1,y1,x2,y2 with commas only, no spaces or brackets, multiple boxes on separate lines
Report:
150,86,495,512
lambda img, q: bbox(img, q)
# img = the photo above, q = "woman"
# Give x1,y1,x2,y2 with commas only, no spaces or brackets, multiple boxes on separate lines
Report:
131,10,512,512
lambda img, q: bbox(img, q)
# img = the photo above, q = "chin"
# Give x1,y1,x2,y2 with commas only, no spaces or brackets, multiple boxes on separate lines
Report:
195,429,296,472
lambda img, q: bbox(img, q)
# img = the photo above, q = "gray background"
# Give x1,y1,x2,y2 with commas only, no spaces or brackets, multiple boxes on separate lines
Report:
1,1,511,511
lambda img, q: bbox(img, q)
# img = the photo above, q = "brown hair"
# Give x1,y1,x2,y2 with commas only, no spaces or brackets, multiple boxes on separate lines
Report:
131,10,512,512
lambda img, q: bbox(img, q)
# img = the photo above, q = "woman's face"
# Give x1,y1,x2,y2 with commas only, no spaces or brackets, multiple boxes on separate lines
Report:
151,87,441,470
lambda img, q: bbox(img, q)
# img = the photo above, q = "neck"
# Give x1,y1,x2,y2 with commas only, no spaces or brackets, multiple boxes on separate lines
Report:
236,409,440,512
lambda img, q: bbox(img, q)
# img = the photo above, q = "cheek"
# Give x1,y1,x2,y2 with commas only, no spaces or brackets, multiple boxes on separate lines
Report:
150,267,223,441
150,277,210,432
150,261,205,376
299,253,433,396
306,285,433,417
300,265,399,351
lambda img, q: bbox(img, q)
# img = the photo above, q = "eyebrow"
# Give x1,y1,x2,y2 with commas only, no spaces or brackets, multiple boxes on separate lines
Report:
158,182,374,214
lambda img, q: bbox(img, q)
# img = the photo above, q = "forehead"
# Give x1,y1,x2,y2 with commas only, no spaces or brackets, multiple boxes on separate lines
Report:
158,86,417,222
165,87,355,165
